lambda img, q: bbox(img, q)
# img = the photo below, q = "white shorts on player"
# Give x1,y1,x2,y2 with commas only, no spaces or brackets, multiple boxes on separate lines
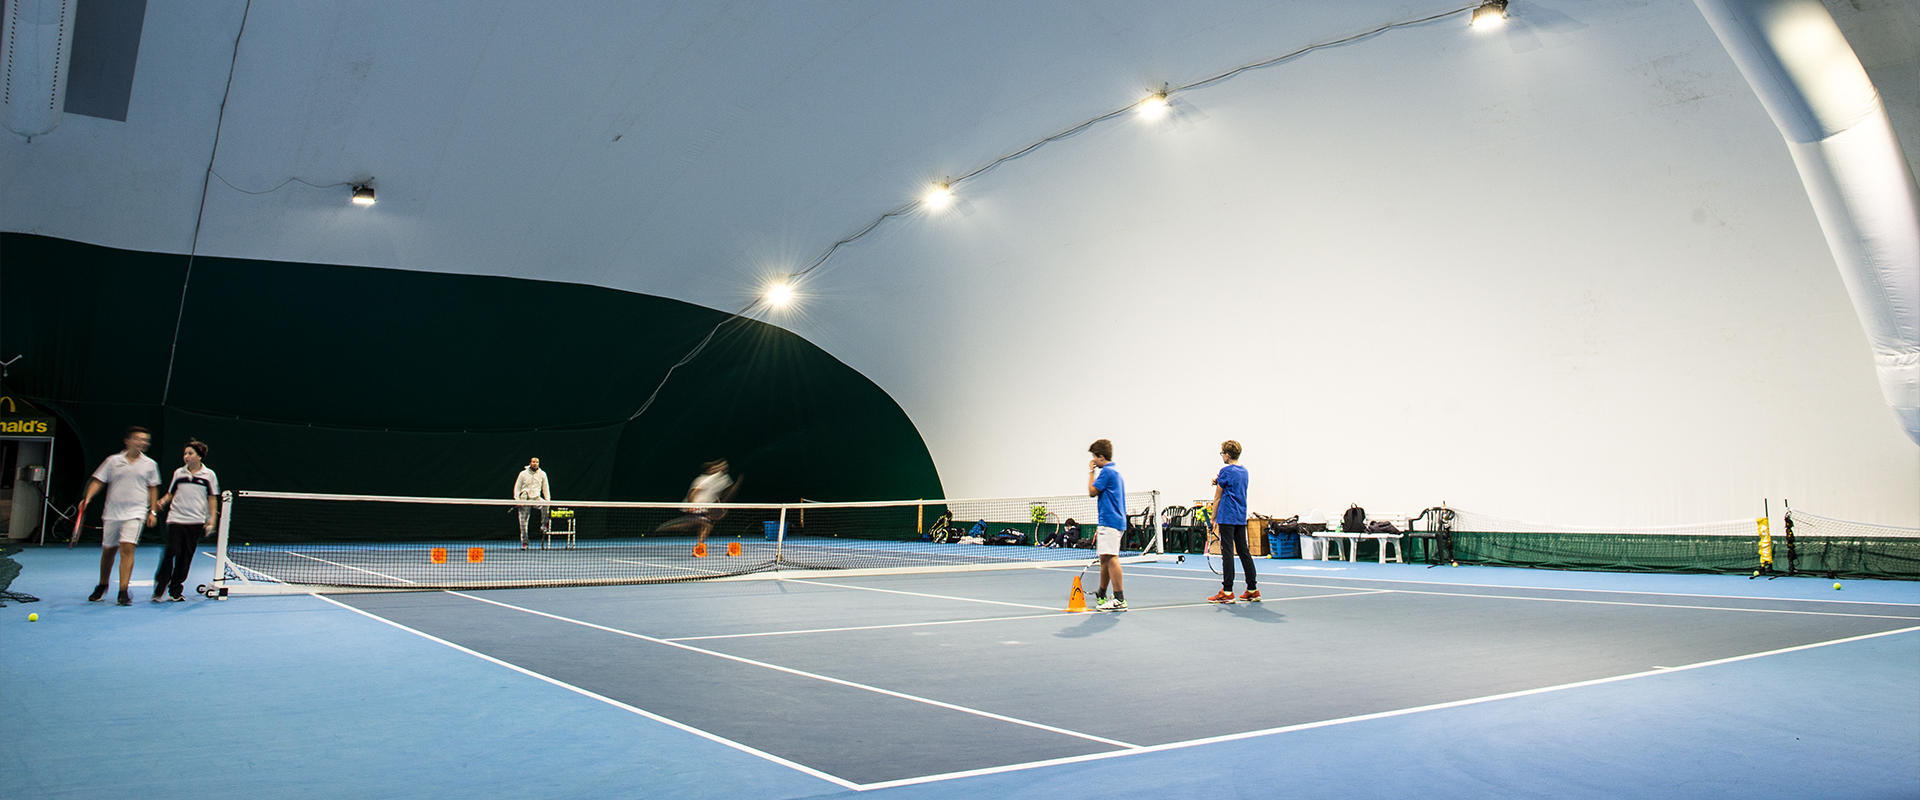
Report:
1095,525,1122,556
102,518,144,547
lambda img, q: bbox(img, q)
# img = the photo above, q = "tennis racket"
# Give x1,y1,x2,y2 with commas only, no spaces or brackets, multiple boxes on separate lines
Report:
68,499,89,548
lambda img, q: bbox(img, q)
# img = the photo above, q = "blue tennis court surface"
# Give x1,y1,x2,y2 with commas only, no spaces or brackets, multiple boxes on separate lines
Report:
4,548,1917,798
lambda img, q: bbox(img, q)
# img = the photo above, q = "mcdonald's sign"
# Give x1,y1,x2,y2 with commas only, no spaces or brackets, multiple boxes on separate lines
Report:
0,393,56,437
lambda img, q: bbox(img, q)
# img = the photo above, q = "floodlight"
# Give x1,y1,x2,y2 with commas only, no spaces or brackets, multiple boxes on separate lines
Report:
351,184,376,205
1470,0,1508,28
923,181,954,210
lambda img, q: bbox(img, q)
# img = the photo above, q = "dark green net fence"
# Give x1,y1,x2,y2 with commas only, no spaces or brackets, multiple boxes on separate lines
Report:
1438,509,1918,580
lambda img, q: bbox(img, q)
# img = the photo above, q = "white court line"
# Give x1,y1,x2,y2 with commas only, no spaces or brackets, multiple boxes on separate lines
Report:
853,624,1920,791
668,590,1390,644
443,590,1138,750
607,558,731,576
782,578,1059,610
285,551,414,584
199,550,291,585
308,593,858,791
1124,564,1920,607
1115,568,1920,619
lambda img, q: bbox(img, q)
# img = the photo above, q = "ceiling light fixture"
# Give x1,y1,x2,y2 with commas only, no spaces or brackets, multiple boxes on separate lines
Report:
765,281,794,307
1138,89,1171,118
351,184,376,205
1470,0,1508,28
923,181,954,210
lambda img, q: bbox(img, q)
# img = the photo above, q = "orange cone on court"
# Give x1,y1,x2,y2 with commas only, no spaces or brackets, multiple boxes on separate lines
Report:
1065,575,1088,612
726,541,741,557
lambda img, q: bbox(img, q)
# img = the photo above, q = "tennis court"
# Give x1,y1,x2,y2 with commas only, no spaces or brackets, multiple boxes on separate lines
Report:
322,567,1920,787
5,548,1917,798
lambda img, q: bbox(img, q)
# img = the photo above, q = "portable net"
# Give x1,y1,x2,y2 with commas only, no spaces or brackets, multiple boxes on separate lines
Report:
211,490,1161,593
1445,509,1765,574
1782,509,1920,580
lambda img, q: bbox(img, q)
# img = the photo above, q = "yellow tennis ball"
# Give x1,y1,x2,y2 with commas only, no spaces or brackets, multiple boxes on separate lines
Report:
28,613,37,621
1833,582,1842,590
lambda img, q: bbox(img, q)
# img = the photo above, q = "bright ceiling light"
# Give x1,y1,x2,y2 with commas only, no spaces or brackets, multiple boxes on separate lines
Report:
351,184,376,205
1138,91,1170,118
923,181,954,210
765,281,793,307
1470,0,1508,28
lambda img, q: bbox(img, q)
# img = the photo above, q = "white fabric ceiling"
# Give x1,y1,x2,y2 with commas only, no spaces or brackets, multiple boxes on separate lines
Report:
5,0,1916,525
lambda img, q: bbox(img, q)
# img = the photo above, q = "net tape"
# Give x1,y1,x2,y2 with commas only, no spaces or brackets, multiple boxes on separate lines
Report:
1786,510,1920,539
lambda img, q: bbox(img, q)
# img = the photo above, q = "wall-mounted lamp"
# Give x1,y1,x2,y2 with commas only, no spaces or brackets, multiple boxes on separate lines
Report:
1470,0,1508,28
351,184,376,205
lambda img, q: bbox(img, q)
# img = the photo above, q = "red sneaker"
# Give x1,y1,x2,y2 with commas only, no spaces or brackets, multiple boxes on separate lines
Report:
1207,590,1236,604
1239,589,1261,602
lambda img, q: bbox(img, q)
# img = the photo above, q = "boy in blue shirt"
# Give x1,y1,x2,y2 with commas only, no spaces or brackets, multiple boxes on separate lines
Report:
1208,440,1258,603
1086,439,1127,611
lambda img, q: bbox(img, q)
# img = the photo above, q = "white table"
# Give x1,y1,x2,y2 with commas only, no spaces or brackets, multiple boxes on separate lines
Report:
1307,532,1404,563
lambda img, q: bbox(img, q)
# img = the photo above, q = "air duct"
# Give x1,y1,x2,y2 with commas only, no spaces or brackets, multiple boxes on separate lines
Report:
3,0,77,138
1694,0,1920,445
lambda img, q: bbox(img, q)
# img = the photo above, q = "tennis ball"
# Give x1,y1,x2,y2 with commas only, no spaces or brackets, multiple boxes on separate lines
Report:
1752,570,1760,577
1834,582,1842,590
27,613,37,621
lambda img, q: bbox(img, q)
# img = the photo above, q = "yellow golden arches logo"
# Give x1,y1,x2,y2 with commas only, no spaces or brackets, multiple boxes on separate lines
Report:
0,397,14,413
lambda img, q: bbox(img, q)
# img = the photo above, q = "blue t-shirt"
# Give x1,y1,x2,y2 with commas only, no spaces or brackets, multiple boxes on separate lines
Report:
1093,463,1126,529
1215,464,1249,525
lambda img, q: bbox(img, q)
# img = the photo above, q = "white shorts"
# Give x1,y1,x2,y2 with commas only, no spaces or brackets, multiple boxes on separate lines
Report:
102,518,145,547
1095,525,1123,556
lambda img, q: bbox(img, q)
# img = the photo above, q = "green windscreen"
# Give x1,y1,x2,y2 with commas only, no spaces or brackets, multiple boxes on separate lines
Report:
2,233,942,532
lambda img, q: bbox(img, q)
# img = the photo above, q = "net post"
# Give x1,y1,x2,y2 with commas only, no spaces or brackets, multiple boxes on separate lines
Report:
212,490,233,599
775,506,788,569
916,501,923,538
1149,490,1163,555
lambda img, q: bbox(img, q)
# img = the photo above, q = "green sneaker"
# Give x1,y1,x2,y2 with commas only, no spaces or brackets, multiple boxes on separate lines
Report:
1112,598,1128,612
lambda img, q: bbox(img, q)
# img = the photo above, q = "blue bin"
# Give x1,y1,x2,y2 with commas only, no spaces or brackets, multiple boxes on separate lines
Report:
1268,532,1300,559
763,521,785,541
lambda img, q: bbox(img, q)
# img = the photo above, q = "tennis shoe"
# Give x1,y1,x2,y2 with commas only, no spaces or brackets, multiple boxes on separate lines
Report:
88,585,106,602
116,589,132,606
1112,598,1128,612
1207,590,1236,604
150,592,167,603
1239,589,1261,602
1094,596,1111,611
170,593,187,602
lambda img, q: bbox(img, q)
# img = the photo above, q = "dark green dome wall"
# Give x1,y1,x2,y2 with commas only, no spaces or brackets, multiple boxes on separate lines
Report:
2,233,942,510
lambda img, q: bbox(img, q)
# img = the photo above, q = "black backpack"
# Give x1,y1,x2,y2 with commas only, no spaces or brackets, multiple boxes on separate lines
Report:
1343,505,1366,533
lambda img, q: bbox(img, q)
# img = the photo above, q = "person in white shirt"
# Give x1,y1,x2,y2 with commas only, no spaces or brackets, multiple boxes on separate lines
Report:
152,440,219,602
76,427,162,606
513,457,551,549
654,459,735,557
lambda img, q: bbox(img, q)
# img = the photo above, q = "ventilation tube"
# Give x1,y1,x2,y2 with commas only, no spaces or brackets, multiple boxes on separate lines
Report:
1694,0,1920,445
3,0,76,138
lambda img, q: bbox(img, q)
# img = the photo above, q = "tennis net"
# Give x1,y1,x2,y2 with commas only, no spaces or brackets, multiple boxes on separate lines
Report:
1782,509,1920,580
207,490,1162,594
1445,509,1766,575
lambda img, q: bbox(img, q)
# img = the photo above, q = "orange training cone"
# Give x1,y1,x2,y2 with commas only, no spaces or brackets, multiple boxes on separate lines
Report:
692,542,708,558
726,541,741,557
1065,575,1088,612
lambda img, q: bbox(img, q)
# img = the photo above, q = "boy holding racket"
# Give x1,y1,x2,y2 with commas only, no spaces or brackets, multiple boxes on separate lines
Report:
1208,440,1258,603
1087,439,1127,611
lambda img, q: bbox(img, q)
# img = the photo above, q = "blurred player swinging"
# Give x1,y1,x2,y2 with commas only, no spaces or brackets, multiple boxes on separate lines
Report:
654,459,738,557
